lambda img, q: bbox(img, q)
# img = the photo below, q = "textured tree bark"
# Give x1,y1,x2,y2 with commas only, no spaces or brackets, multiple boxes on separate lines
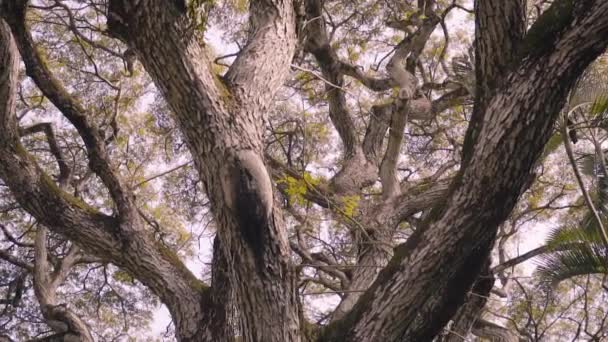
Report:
462,0,527,167
1,19,91,342
33,227,94,342
106,1,300,341
439,262,494,342
331,178,450,320
320,1,608,341
197,237,237,341
3,0,608,341
0,11,209,341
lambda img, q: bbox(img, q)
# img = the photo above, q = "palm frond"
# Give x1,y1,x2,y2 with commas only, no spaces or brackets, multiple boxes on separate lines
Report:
545,222,604,249
577,153,597,177
537,139,608,284
536,243,608,285
545,178,608,250
568,65,608,113
536,59,608,286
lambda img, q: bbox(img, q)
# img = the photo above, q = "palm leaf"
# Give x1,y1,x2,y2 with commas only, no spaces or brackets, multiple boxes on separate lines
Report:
565,60,608,137
537,137,608,284
545,221,604,248
537,210,608,286
544,171,608,249
536,242,608,285
568,64,608,113
577,154,597,177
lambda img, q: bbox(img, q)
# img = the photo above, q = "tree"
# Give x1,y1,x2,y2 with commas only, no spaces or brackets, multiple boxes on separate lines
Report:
1,0,608,341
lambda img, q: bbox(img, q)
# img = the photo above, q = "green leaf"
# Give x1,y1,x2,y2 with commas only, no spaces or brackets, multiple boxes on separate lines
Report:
537,243,608,286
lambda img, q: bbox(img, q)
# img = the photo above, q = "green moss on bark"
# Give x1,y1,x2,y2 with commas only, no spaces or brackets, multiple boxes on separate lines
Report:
39,172,100,215
155,240,209,292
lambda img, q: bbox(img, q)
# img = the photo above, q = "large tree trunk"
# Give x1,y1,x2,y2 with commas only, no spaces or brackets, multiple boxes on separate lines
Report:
106,1,301,341
319,1,608,341
2,1,608,341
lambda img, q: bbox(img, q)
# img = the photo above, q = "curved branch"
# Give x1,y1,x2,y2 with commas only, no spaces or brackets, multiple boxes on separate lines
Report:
33,227,94,342
320,1,608,340
0,17,209,341
1,2,134,217
561,117,608,245
225,0,297,106
462,0,526,165
304,0,359,159
105,1,302,340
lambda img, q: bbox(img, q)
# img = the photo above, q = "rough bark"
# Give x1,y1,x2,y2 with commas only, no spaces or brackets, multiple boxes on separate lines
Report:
330,178,451,320
320,1,608,341
304,0,445,319
462,0,527,166
106,1,300,341
33,227,94,342
439,262,494,342
303,0,376,194
3,0,608,341
0,10,208,342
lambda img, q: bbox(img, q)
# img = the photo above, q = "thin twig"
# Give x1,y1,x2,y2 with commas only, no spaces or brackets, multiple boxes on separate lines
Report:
132,161,192,189
290,64,357,97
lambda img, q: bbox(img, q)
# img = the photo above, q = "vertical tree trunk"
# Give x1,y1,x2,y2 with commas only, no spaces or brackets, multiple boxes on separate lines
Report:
106,1,301,340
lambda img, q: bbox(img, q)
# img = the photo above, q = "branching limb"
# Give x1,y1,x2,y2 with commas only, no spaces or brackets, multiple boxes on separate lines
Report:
19,122,71,187
33,226,94,341
1,1,134,217
462,0,526,165
0,17,209,341
321,1,608,340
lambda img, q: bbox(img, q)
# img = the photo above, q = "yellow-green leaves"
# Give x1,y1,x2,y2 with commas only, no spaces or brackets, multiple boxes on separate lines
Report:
591,95,608,116
278,172,320,205
186,0,214,32
340,195,360,218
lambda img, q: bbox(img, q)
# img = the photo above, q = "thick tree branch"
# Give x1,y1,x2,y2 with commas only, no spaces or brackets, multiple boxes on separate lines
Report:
303,0,358,158
439,261,494,342
225,0,296,107
379,102,409,199
329,176,451,321
0,18,209,341
105,1,301,340
371,14,438,192
462,0,526,165
1,2,135,218
33,227,94,341
336,61,392,91
320,1,608,340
